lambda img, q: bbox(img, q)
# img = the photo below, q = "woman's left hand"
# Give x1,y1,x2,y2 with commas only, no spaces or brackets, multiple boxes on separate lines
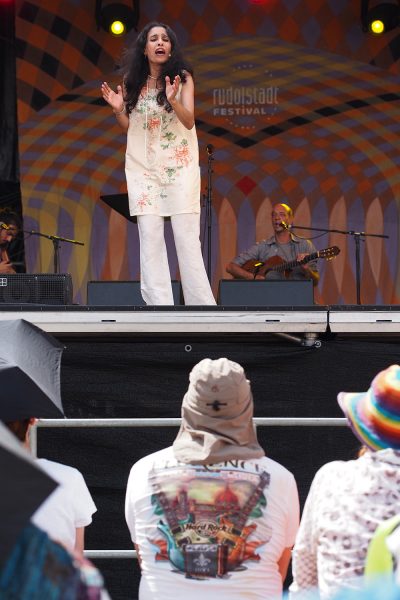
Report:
165,75,181,105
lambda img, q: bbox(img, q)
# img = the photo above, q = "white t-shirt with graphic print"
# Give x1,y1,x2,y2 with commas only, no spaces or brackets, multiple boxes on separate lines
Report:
125,446,299,600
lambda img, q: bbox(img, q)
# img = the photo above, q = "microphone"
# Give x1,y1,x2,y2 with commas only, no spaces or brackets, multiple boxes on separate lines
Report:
280,221,290,230
206,144,214,155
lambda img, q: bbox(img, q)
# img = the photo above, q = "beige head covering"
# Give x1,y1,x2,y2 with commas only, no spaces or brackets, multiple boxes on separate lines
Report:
173,357,265,465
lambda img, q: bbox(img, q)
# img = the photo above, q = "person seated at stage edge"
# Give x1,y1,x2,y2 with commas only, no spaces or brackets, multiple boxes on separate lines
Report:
226,202,320,286
0,207,22,274
125,357,299,600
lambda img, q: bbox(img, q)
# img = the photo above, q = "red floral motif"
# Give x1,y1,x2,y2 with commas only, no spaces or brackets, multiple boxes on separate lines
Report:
174,144,190,167
147,117,161,132
137,193,150,211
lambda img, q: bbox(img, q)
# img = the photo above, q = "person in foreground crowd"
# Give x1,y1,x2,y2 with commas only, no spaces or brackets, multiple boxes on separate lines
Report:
5,417,96,555
226,202,319,286
0,522,109,600
125,357,299,599
101,22,215,306
289,364,400,599
0,419,109,600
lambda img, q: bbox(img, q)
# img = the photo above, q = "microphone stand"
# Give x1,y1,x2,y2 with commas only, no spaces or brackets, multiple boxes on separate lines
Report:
204,145,214,281
290,224,388,305
24,230,84,274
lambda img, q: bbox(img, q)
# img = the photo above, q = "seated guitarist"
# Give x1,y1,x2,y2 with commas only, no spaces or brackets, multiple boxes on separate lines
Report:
226,202,320,287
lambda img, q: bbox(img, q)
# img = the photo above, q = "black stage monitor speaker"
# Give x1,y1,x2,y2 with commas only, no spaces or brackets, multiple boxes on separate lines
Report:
87,280,183,306
218,279,314,306
0,273,73,305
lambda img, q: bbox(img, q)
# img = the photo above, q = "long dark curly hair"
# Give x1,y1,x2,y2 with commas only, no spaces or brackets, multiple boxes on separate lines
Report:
120,21,193,115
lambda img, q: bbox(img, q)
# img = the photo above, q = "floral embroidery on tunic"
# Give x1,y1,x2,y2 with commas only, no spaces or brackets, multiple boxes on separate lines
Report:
126,87,200,216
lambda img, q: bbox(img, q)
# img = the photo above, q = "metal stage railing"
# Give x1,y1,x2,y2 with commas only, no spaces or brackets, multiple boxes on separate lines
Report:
31,417,347,560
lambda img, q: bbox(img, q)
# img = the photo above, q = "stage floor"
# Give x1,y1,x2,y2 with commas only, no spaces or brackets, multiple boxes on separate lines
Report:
1,304,400,335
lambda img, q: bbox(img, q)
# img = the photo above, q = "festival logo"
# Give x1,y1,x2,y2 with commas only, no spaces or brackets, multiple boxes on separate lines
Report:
212,63,279,131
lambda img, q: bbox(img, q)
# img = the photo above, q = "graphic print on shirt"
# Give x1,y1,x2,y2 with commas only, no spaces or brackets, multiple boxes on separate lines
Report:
148,463,272,579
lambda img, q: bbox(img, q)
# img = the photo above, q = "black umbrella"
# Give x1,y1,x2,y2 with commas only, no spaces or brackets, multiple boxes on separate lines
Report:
0,421,57,569
0,319,64,421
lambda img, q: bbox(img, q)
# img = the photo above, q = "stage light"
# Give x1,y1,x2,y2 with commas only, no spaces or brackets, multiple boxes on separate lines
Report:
370,18,385,32
95,1,140,36
110,19,125,36
361,1,400,34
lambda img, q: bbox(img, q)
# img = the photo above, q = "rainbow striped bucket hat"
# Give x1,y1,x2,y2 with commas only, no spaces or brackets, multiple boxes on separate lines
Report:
338,365,400,451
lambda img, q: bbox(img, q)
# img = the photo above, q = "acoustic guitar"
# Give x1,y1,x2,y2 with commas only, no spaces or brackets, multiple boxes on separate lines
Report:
242,246,340,278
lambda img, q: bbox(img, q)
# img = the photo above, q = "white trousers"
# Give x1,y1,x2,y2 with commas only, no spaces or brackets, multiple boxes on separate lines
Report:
137,213,216,306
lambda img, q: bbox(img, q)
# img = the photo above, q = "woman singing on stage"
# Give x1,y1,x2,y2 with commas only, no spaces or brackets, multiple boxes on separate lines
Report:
101,22,216,306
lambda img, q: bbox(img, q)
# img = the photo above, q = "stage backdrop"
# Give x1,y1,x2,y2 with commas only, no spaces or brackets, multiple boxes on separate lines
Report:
15,0,400,305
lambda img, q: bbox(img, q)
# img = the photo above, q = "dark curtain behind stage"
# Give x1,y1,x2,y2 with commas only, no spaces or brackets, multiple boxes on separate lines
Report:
36,335,400,600
0,0,25,271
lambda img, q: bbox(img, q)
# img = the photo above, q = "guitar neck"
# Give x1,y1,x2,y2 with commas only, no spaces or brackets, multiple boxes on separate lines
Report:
273,251,318,273
152,482,181,532
231,471,270,532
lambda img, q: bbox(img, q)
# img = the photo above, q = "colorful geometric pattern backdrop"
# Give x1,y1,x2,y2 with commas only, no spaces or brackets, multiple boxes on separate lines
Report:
15,0,400,304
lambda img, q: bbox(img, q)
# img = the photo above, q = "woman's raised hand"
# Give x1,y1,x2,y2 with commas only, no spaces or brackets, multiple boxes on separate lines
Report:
101,82,124,112
165,75,181,105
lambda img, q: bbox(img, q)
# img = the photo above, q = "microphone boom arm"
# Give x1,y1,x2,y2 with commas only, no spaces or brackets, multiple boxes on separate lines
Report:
23,229,85,274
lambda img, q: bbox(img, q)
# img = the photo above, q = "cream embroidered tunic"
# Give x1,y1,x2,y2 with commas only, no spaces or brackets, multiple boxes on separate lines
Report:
125,88,201,216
